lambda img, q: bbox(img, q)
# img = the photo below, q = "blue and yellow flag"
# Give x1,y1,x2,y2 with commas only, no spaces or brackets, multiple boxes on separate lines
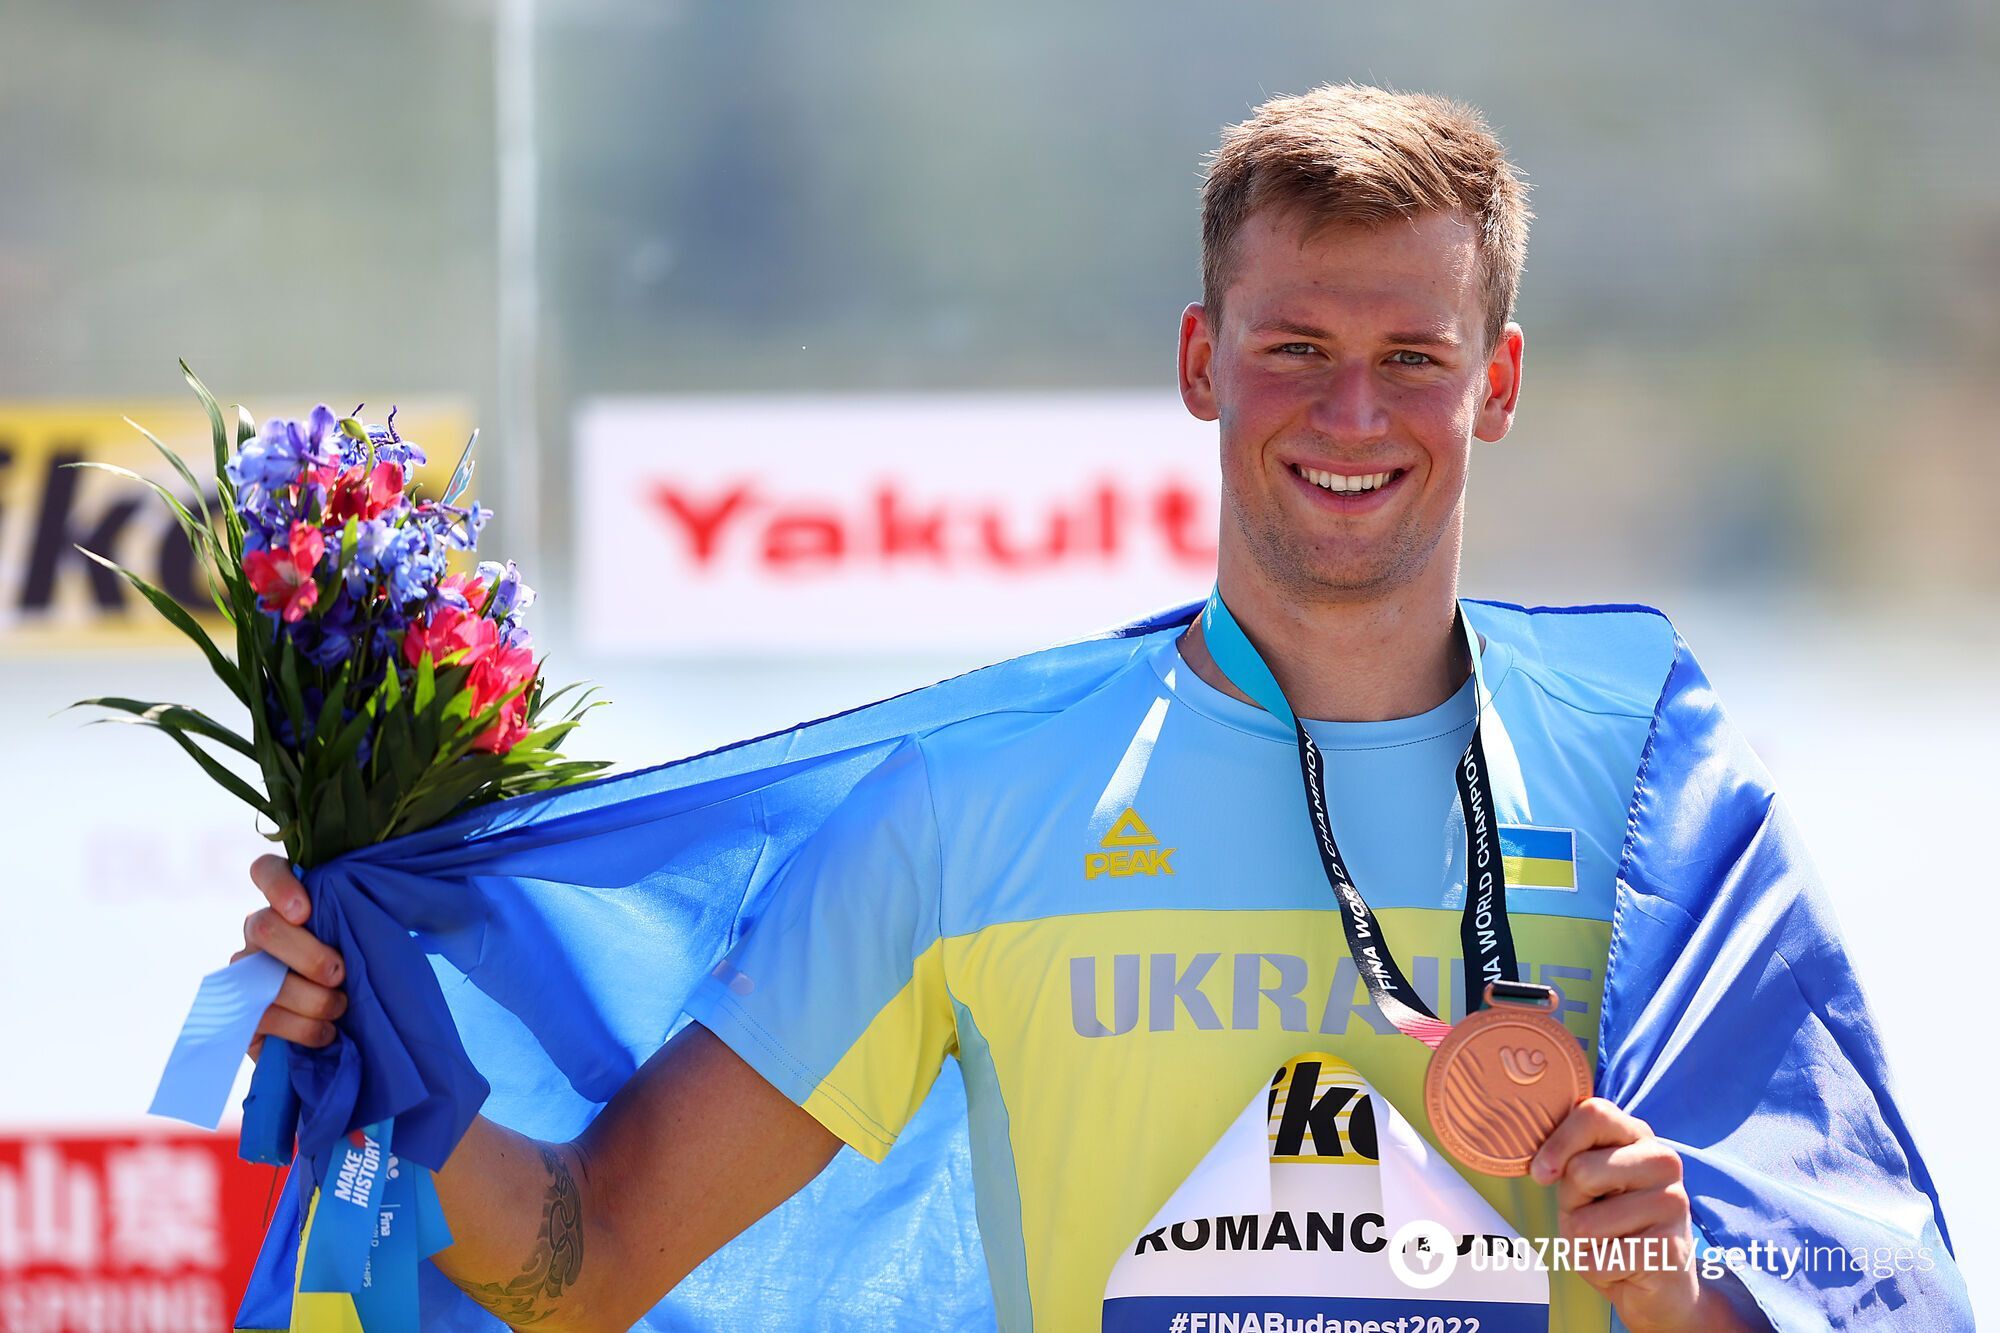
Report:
1500,825,1576,890
233,601,1969,1330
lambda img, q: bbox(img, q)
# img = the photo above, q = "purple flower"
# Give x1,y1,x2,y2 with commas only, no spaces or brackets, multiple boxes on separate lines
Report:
228,410,343,530
290,615,357,669
328,406,429,481
475,560,534,621
433,501,489,552
342,518,398,598
366,429,428,474
435,577,473,612
379,525,449,607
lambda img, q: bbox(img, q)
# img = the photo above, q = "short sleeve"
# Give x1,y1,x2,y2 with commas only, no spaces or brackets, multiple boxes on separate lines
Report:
684,738,957,1161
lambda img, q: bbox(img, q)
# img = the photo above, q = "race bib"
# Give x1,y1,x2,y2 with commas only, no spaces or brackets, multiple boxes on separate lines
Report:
1103,1053,1549,1332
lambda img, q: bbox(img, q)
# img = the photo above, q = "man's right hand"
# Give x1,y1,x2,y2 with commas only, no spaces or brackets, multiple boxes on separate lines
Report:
236,854,348,1061
229,855,842,1329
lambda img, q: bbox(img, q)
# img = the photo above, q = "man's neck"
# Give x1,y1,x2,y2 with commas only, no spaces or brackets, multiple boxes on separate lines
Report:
1179,573,1469,724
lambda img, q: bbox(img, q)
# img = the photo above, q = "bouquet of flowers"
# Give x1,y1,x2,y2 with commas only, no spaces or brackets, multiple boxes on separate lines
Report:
78,364,603,863
87,365,605,1331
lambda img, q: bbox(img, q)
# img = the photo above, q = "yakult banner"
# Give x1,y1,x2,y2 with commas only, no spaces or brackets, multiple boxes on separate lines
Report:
0,401,470,653
575,394,1221,654
0,1128,280,1333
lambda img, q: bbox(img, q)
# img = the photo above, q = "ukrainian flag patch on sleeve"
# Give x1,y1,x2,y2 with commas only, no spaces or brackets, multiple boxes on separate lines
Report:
1500,825,1577,890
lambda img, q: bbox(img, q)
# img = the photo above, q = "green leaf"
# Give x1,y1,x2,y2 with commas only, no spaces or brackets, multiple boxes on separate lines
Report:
124,416,217,535
533,681,605,727
534,679,587,712
75,548,249,706
180,360,232,486
338,759,372,856
171,365,246,562
414,654,436,713
441,684,475,728
261,761,296,846
507,715,598,756
67,461,229,610
234,404,257,448
86,714,272,817
274,639,309,744
378,717,408,792
567,700,610,733
308,663,352,779
382,708,422,791
339,517,359,572
387,755,505,836
237,601,275,741
73,697,255,758
67,460,215,558
312,769,346,861
70,455,236,624
321,705,374,778
509,723,575,754
379,659,404,713
495,759,612,800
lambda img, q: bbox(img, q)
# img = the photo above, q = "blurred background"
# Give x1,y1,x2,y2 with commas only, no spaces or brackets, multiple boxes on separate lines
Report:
1,0,1993,1325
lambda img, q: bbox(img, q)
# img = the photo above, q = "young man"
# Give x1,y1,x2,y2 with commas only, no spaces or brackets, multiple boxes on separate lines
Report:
239,86,1957,1330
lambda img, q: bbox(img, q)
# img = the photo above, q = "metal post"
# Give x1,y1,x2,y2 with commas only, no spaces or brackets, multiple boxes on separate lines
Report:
494,0,542,581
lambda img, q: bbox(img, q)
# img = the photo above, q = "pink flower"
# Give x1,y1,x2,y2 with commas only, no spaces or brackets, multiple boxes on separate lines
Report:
467,641,537,754
326,460,405,524
402,603,496,672
242,522,325,623
402,600,540,752
439,572,489,613
401,574,539,754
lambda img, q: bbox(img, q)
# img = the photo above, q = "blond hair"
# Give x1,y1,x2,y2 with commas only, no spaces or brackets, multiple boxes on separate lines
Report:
1201,83,1532,351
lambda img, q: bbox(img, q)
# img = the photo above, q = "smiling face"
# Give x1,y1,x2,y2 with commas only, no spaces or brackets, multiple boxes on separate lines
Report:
1180,206,1524,609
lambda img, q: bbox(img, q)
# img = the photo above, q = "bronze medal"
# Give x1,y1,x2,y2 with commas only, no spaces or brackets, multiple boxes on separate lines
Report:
1423,982,1593,1177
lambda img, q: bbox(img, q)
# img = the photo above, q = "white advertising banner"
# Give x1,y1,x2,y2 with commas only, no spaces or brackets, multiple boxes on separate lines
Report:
575,394,1221,655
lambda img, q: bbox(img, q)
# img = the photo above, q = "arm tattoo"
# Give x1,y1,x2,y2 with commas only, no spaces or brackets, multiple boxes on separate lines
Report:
463,1144,586,1328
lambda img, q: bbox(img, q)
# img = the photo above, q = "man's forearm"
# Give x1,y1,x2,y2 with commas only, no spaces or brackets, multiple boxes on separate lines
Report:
428,1116,601,1330
410,1026,844,1330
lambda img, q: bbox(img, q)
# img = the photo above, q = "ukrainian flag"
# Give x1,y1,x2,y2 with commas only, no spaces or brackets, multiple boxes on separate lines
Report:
221,601,1971,1328
1500,825,1576,890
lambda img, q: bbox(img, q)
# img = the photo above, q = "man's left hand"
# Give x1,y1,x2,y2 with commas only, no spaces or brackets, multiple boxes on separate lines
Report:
1530,1098,1754,1332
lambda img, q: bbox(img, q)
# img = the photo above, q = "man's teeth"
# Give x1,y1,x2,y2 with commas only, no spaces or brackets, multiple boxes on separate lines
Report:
1298,466,1394,494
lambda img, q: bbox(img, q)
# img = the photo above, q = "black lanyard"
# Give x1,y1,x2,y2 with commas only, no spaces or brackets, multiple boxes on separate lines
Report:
1200,588,1517,1047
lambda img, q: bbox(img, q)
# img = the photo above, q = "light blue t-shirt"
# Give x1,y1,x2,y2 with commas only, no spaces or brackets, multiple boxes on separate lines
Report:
1186,641,1481,922
688,603,1673,1330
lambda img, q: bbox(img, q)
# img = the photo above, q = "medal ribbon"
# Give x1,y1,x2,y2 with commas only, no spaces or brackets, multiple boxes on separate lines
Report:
1200,587,1518,1049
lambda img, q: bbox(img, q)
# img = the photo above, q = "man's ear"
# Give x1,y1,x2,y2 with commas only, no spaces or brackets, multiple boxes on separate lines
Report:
1473,323,1524,443
1179,303,1219,422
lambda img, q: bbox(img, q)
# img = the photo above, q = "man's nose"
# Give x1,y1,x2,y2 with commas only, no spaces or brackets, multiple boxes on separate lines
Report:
1306,362,1392,444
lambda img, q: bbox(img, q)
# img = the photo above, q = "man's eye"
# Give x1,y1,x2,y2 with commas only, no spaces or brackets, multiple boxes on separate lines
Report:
1388,350,1433,367
1273,343,1316,356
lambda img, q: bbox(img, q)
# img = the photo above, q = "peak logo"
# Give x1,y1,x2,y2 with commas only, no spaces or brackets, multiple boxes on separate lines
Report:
1085,808,1176,880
